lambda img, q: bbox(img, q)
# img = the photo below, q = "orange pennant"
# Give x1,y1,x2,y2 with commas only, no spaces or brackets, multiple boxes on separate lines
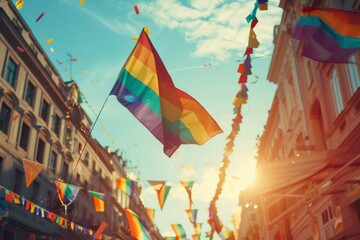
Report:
22,159,44,188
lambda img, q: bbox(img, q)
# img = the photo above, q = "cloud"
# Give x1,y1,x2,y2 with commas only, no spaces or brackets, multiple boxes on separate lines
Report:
140,0,282,62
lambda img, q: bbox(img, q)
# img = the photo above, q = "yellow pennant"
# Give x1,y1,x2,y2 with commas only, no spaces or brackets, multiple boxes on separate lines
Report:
16,0,24,10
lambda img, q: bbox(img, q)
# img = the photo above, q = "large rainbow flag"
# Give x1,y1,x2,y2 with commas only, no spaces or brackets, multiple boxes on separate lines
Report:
293,7,360,63
125,208,151,240
110,29,222,157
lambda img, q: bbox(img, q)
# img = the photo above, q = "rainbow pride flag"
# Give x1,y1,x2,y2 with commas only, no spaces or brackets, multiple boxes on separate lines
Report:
171,224,187,239
125,208,151,240
88,191,105,212
116,178,135,197
110,29,222,157
55,181,80,206
293,7,360,63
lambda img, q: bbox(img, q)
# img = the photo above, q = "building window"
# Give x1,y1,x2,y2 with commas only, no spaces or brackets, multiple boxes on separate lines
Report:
62,162,69,181
3,230,15,240
330,69,344,116
40,99,50,123
31,181,40,202
0,102,12,134
84,152,89,166
36,138,45,163
321,206,333,225
19,122,31,151
50,150,57,173
76,173,81,184
13,169,23,193
24,81,36,107
78,143,82,154
348,55,360,94
5,57,18,87
53,114,61,137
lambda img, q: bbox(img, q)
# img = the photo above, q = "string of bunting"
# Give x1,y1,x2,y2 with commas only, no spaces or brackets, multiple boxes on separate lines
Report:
207,1,268,239
0,185,112,239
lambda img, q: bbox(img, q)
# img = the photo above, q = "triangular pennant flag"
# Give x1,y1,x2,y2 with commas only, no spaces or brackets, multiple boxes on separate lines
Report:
88,191,105,212
158,185,171,210
180,181,195,209
248,28,260,48
22,159,44,188
55,181,80,207
148,180,166,191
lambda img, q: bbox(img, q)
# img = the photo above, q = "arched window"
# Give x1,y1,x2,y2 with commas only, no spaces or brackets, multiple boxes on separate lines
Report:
347,55,360,94
330,69,344,116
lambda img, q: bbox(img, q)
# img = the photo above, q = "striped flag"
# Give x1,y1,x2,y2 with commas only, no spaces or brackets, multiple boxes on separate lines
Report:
88,191,105,212
125,208,151,240
116,178,136,197
293,7,360,63
110,29,222,157
55,181,80,206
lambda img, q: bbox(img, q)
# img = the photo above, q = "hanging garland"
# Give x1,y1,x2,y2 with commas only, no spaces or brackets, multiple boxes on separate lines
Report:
207,1,268,239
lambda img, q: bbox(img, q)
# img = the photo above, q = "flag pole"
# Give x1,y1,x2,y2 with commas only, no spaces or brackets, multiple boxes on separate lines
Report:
65,204,68,229
69,95,110,184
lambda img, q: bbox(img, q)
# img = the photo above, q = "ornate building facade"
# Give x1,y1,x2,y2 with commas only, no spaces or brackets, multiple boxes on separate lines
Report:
0,0,161,239
238,0,360,239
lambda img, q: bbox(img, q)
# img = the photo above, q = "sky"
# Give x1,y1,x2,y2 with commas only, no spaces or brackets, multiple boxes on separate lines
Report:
13,0,282,239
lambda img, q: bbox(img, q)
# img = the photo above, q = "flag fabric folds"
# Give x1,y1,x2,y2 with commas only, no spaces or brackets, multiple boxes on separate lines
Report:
110,29,222,157
171,224,187,240
88,191,105,212
22,159,44,188
125,208,151,240
55,181,80,207
116,178,135,197
293,7,360,63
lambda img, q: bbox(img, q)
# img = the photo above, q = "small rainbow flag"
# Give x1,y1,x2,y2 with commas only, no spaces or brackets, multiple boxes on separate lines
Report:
88,191,105,212
171,224,187,239
110,29,222,157
55,181,80,206
116,178,135,197
125,208,151,240
293,7,360,63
